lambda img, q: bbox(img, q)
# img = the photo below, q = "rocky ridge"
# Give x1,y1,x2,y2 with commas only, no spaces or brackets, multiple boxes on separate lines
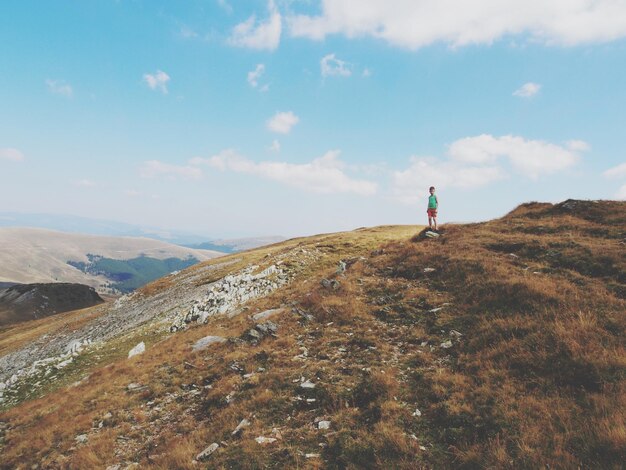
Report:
169,263,288,331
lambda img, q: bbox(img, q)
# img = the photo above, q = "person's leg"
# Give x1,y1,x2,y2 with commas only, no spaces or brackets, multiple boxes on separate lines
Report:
433,215,437,231
428,215,433,229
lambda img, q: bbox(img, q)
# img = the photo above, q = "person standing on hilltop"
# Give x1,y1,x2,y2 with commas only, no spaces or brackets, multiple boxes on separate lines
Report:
427,186,438,231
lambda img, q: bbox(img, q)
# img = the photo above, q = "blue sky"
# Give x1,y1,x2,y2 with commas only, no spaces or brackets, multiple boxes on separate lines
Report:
1,0,625,238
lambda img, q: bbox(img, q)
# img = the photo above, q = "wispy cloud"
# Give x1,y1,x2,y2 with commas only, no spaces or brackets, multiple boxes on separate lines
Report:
513,82,541,98
321,53,352,77
269,139,281,152
46,79,73,97
229,0,281,50
143,70,170,94
0,148,25,162
217,0,233,14
248,63,266,88
124,189,142,197
603,162,626,179
566,140,591,152
392,134,586,203
193,149,377,195
73,179,97,188
179,25,199,39
288,1,626,49
267,111,299,134
603,162,626,199
139,160,202,180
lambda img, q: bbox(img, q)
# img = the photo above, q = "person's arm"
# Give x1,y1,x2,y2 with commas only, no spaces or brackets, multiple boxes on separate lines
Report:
435,195,439,208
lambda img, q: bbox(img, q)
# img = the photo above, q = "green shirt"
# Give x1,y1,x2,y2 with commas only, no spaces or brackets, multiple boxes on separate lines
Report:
428,194,438,209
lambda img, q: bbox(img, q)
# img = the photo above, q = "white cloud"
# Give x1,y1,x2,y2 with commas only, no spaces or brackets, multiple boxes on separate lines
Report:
0,148,24,162
288,1,626,49
140,160,203,180
269,139,281,152
248,64,265,88
615,184,626,200
229,0,281,50
195,149,377,195
73,179,97,188
603,162,626,179
513,82,541,98
392,158,506,203
45,79,73,97
321,53,352,77
217,0,233,14
267,111,299,134
449,134,582,179
180,26,199,39
566,140,591,152
143,70,170,94
393,134,586,204
124,189,142,197
362,68,372,77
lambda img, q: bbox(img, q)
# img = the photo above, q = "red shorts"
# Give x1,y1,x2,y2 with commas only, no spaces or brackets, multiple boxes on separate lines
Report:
427,208,437,217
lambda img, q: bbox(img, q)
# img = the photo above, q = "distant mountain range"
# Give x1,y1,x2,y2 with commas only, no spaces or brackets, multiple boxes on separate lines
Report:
0,227,223,294
185,236,286,253
0,212,284,249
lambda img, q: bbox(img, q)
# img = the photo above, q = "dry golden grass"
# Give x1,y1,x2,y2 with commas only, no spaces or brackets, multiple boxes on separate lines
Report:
0,302,108,356
1,202,625,468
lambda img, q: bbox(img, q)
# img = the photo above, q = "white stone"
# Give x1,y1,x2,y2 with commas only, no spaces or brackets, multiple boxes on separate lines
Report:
440,340,453,349
128,342,145,358
66,339,84,354
318,420,331,429
196,443,219,461
412,408,422,417
56,358,73,369
75,434,88,444
252,308,281,321
192,336,226,352
198,311,210,323
300,380,316,389
232,418,251,435
255,436,277,445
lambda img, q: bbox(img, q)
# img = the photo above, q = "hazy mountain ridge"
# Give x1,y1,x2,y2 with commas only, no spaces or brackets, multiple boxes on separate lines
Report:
186,236,287,253
0,212,285,248
0,227,222,293
0,200,624,468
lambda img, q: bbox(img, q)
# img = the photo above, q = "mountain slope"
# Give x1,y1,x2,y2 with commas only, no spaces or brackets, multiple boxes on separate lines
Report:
0,227,222,292
0,200,624,469
0,283,104,326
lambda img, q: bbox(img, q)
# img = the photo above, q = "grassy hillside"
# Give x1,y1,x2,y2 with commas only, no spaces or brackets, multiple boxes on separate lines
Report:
0,283,104,326
0,200,624,469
